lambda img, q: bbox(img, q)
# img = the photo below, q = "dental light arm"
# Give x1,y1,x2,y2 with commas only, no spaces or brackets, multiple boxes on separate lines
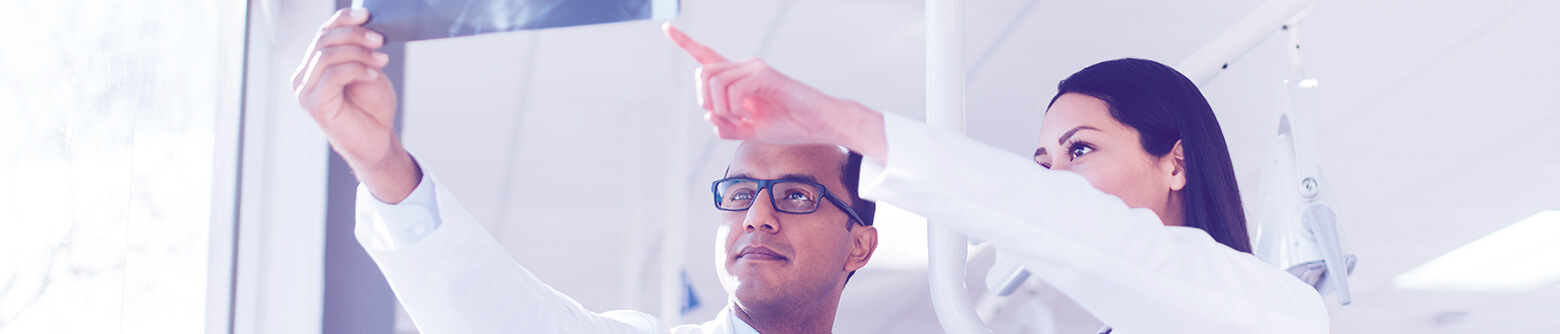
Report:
1172,0,1357,306
1175,0,1320,85
1229,1,1356,306
926,0,993,332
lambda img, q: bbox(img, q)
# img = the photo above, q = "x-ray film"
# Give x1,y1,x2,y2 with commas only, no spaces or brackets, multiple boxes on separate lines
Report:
358,0,679,43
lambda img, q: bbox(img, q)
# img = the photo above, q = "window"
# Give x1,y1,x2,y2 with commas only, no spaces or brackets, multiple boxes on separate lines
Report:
0,0,244,332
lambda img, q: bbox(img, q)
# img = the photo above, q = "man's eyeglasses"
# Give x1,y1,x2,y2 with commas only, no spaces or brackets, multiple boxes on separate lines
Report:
711,177,867,226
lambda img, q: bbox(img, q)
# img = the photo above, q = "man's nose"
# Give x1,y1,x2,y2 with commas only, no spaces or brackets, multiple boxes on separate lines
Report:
743,189,782,233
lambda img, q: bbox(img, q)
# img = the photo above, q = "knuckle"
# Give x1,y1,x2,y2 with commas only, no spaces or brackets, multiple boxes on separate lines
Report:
300,90,319,109
329,62,367,74
329,26,364,41
322,46,367,61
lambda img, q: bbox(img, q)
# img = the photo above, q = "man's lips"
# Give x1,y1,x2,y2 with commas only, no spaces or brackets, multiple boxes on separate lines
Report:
736,245,787,261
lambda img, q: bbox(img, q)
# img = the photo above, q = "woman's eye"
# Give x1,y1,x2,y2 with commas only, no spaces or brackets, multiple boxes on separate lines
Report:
1069,144,1093,159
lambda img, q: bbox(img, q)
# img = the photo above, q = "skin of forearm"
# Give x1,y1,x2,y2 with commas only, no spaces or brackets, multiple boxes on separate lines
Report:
825,100,889,162
343,134,423,204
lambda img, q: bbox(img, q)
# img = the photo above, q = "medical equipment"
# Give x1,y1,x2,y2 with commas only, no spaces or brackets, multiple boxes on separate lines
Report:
1249,20,1358,306
1179,0,1357,305
924,0,990,331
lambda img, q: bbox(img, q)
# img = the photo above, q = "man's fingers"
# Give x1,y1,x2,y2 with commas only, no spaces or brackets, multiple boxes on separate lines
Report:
303,61,379,116
663,23,728,65
313,26,385,56
295,8,376,88
321,8,371,31
300,45,389,95
295,26,386,88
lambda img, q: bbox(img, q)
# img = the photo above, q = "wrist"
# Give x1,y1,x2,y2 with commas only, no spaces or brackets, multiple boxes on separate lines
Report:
825,100,888,162
353,135,423,204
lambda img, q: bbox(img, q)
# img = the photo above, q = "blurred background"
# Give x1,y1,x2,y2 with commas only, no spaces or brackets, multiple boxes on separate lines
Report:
1,0,1556,333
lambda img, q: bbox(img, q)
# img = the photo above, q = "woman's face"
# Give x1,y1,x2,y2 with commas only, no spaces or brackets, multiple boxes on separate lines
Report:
1035,93,1187,226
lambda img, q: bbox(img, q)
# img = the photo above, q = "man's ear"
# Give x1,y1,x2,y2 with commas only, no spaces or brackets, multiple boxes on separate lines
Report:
845,225,878,272
1166,140,1187,191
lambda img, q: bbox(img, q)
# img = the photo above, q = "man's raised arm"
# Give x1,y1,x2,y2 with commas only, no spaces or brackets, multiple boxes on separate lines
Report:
291,8,419,203
292,9,664,333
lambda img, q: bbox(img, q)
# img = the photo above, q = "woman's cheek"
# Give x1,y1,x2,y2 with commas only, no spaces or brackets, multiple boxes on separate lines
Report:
1078,165,1141,208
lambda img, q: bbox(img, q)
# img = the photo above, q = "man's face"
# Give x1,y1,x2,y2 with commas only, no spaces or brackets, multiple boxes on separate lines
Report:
714,142,876,312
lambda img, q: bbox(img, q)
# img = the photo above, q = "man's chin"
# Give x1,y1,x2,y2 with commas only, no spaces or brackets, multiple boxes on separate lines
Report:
731,282,789,311
726,270,786,298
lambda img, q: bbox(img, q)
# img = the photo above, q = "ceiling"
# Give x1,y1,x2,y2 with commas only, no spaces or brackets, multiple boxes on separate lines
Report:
392,0,1560,332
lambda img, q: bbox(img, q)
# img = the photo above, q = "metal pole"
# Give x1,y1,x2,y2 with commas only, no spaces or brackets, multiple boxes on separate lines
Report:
1175,0,1318,85
926,0,990,332
659,86,691,325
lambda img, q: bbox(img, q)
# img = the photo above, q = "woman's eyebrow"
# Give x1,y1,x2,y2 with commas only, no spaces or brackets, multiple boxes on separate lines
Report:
1057,125,1101,145
1037,125,1102,157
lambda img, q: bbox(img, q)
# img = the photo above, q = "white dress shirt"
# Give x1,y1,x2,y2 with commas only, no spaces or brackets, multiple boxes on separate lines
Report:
355,168,760,334
857,112,1330,333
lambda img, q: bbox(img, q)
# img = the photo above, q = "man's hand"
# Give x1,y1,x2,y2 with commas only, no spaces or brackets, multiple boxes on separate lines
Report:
662,23,888,160
293,8,421,203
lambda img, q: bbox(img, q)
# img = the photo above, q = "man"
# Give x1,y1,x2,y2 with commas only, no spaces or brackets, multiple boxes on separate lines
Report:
291,8,878,333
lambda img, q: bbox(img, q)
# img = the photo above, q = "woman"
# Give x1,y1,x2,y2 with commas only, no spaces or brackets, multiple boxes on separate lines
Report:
666,24,1330,333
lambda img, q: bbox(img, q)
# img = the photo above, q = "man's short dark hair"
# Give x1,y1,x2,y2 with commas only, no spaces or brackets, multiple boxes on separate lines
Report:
839,151,876,284
838,151,876,228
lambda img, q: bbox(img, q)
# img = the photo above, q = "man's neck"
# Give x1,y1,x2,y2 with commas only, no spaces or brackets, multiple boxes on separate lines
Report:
731,298,838,334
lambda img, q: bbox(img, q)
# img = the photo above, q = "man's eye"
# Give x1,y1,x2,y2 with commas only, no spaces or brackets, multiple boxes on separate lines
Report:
731,191,755,201
784,191,813,201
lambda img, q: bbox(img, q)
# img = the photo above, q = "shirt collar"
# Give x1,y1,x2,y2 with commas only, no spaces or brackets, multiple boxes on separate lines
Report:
727,306,761,334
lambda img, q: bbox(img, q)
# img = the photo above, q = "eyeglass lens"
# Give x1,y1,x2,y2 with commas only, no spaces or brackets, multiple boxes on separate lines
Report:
716,179,822,213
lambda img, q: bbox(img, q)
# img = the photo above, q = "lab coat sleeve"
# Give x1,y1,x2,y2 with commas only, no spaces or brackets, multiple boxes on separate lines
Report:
858,113,1330,333
355,164,664,334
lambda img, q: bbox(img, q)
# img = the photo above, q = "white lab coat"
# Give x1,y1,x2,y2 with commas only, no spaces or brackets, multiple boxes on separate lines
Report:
857,112,1331,333
355,170,760,334
354,112,1328,333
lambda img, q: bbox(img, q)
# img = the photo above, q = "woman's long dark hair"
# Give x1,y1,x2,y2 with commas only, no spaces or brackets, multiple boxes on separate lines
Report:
1047,58,1252,253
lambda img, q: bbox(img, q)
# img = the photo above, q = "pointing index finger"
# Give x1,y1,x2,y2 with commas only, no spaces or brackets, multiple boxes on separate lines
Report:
663,23,729,65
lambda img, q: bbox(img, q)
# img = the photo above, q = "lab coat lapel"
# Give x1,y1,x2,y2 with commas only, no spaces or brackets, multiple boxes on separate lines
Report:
681,306,738,334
